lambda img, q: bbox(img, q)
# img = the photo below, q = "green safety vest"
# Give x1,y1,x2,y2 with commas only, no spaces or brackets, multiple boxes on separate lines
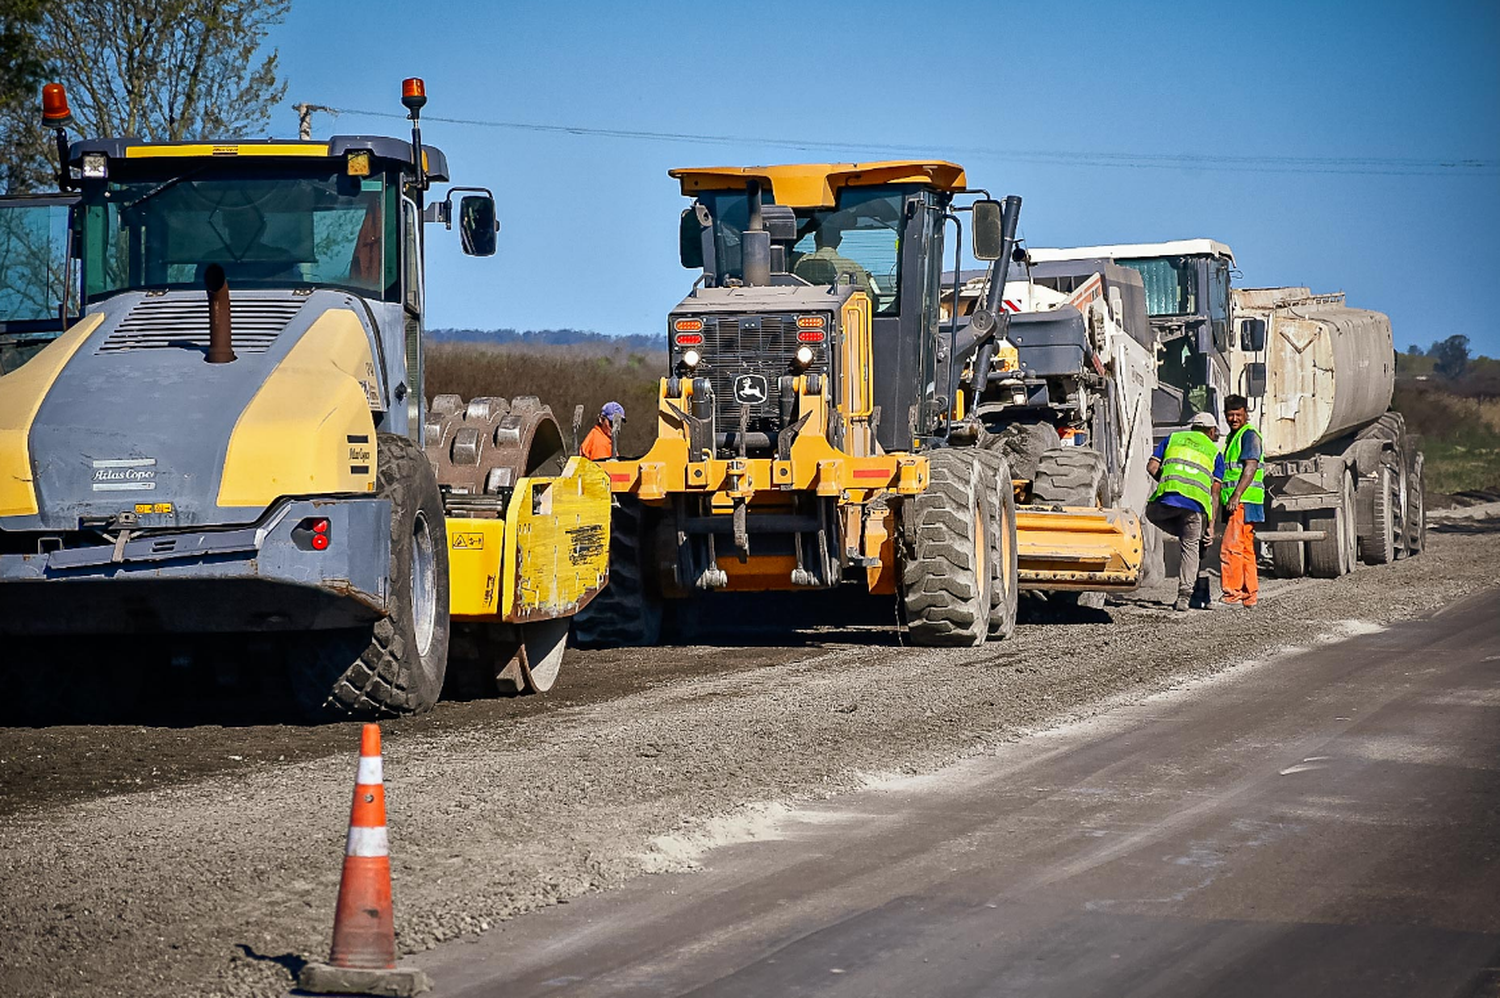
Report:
1150,430,1218,517
1222,423,1266,507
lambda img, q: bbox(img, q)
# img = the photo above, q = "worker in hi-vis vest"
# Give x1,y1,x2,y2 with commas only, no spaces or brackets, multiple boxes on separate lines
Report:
1219,394,1265,607
1145,411,1225,612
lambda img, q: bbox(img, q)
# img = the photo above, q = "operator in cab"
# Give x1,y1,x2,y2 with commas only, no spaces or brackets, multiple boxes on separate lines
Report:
1146,412,1225,612
793,218,876,300
1219,394,1264,608
580,401,625,461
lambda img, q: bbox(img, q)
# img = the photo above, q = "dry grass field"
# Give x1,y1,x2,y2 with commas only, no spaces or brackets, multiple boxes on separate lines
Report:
426,340,665,456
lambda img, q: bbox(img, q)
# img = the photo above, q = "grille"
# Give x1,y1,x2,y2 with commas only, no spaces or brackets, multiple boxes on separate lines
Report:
703,315,794,433
97,297,305,355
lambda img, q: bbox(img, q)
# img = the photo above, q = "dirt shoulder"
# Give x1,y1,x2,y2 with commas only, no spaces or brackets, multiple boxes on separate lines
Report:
2,522,1496,998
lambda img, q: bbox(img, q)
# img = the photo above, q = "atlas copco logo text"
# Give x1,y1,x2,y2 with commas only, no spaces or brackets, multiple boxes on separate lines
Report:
91,458,158,492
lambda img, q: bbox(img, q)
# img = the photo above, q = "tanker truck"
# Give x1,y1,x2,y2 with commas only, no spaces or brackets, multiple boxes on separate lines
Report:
1228,287,1424,576
1027,240,1423,579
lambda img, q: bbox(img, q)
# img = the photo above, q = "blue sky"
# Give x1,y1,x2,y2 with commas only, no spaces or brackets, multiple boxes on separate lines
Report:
270,0,1499,355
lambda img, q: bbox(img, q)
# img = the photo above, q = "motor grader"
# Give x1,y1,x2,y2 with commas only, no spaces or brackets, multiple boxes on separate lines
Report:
0,80,610,718
574,162,1142,647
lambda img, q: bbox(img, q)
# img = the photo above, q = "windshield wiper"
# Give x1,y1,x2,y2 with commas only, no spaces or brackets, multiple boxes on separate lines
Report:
115,166,207,213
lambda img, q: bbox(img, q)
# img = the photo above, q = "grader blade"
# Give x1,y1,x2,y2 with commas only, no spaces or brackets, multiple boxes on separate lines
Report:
1015,506,1144,592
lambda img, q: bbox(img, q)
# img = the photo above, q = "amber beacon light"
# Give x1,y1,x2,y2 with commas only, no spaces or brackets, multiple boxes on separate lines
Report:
401,77,427,113
41,83,73,128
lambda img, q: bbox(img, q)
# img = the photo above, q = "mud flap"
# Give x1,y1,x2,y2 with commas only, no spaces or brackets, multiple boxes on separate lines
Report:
1015,505,1144,592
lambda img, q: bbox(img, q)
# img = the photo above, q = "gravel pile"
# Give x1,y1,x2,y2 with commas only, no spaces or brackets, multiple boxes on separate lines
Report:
2,522,1495,998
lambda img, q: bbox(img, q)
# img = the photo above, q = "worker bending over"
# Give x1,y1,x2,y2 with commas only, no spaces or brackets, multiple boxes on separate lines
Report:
580,401,625,460
1146,411,1224,612
1219,394,1264,607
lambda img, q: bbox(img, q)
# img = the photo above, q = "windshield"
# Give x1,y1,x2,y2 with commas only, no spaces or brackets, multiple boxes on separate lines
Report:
701,187,907,315
82,167,391,301
0,198,73,323
1119,255,1198,317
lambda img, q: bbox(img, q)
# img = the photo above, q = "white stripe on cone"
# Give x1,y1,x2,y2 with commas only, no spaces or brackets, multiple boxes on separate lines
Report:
356,755,383,786
346,825,390,857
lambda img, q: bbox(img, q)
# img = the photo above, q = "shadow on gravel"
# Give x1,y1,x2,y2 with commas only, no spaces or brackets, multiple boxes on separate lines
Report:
235,944,306,981
653,590,907,648
1429,518,1500,536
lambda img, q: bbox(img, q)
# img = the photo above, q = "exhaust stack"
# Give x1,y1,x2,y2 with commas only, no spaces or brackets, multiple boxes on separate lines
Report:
741,180,771,287
205,264,236,364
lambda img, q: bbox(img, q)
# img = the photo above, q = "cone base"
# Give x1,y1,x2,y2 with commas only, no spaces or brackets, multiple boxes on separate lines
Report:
297,961,432,997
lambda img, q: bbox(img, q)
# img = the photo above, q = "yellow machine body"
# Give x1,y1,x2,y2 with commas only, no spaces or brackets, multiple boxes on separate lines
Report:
1013,503,1144,592
447,456,612,622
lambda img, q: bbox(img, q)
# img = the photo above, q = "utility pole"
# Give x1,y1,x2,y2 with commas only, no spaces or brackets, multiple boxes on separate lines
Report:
293,103,335,141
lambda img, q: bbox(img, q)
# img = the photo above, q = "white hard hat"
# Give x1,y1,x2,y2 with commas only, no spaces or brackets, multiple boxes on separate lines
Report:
1190,412,1218,430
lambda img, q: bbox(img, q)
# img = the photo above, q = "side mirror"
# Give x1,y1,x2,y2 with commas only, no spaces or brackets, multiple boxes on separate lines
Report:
1238,317,1266,352
679,207,705,269
971,199,1004,261
1244,361,1267,398
458,195,497,257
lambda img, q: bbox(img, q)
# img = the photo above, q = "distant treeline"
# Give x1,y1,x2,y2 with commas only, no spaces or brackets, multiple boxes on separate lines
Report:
428,327,661,352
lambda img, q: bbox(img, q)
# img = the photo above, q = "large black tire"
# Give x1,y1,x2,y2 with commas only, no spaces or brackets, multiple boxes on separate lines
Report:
1308,469,1356,579
1270,516,1308,579
974,450,1020,640
1406,456,1426,556
1357,464,1398,566
291,433,450,719
1031,447,1109,507
982,420,1056,482
570,497,663,648
900,449,993,647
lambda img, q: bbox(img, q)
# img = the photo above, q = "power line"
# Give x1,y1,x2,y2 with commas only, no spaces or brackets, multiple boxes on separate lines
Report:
322,105,1498,178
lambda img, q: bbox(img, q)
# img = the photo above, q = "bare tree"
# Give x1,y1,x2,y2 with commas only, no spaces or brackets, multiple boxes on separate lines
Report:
0,0,290,193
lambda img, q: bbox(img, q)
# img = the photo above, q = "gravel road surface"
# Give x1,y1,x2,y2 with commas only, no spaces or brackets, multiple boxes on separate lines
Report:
1,520,1496,998
418,585,1500,998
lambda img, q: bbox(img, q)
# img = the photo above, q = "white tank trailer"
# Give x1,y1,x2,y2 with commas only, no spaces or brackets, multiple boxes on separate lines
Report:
1228,287,1425,577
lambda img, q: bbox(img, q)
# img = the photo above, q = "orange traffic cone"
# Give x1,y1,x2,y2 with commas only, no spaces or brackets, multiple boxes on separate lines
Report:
299,724,431,996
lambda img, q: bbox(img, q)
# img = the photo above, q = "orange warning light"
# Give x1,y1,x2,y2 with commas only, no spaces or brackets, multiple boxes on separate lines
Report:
41,83,73,128
401,77,427,112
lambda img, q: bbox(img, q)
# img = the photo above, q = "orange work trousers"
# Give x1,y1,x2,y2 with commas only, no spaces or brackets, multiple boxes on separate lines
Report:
1220,505,1258,605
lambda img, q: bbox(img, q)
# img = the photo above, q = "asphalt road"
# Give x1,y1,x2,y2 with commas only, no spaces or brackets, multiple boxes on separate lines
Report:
414,588,1500,998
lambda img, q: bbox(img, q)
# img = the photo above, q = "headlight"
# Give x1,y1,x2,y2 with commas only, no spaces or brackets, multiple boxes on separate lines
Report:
81,152,108,179
794,346,814,367
682,349,701,368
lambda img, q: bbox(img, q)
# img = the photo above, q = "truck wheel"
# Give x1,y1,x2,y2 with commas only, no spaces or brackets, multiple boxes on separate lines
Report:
975,450,1019,640
982,420,1056,482
1030,447,1109,507
900,449,993,647
1270,517,1308,579
1308,470,1356,578
1407,458,1426,555
571,497,662,648
1357,464,1398,565
291,433,450,719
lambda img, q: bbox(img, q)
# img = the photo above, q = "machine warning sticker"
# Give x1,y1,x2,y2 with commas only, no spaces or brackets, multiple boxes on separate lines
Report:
451,532,485,551
92,458,157,492
567,523,606,565
134,502,175,515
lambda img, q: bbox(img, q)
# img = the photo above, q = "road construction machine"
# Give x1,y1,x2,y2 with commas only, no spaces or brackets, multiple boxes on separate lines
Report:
573,162,1143,647
0,80,611,718
1029,240,1422,578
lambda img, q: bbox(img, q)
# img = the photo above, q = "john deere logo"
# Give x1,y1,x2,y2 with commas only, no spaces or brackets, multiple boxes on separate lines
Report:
734,374,768,405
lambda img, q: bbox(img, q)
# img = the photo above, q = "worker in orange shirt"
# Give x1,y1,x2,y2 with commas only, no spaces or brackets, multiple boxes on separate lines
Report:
1220,394,1264,607
580,401,624,460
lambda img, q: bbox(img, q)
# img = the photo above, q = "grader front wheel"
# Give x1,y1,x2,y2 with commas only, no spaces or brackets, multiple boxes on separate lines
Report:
900,449,999,647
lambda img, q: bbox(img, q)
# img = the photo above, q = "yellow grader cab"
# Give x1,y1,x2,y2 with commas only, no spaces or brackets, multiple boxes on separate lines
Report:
0,80,610,719
575,162,1141,648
